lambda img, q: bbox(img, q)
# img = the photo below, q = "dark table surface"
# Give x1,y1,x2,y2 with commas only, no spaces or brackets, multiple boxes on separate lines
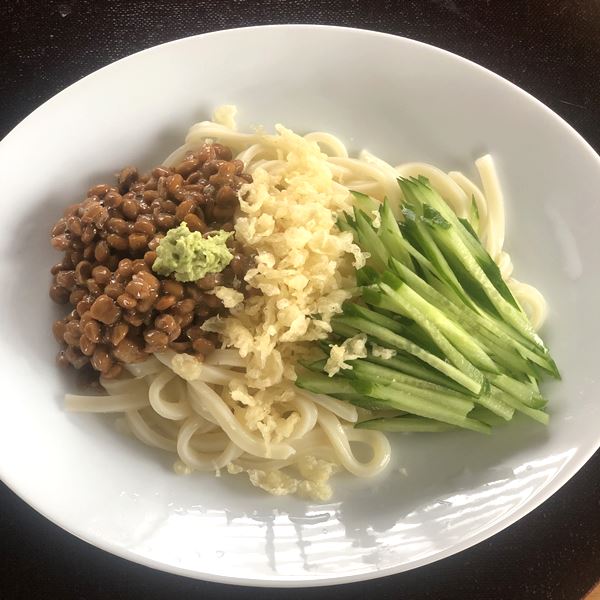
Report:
2,1,599,599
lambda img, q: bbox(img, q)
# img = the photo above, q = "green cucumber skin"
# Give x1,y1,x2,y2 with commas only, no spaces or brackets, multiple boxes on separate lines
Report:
302,179,557,435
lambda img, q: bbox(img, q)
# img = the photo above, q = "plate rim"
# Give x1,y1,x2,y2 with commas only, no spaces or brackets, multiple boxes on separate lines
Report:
1,23,599,588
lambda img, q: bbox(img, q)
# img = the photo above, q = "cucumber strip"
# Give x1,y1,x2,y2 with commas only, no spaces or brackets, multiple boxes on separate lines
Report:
295,372,358,396
299,354,322,368
357,292,438,352
354,208,389,271
412,235,556,375
389,257,544,377
460,214,481,242
378,199,413,267
380,276,498,373
483,317,558,377
400,177,555,363
343,303,405,335
488,373,545,408
366,303,416,329
473,328,538,378
405,177,520,308
356,416,457,432
498,332,560,378
401,215,468,304
391,256,514,339
425,269,473,312
473,391,515,421
332,393,402,412
337,213,358,242
349,361,474,415
300,176,558,439
333,315,484,394
400,181,472,305
317,339,333,356
301,357,328,373
430,224,542,349
491,388,549,425
469,406,509,427
396,289,531,375
297,358,465,416
305,357,475,416
352,359,472,399
357,270,381,288
351,190,380,214
527,374,543,394
469,306,556,376
377,282,489,387
358,382,491,434
331,320,363,339
397,233,440,277
366,354,468,392
333,315,441,357
376,378,474,418
476,306,541,353
404,177,526,314
362,286,401,313
468,197,481,236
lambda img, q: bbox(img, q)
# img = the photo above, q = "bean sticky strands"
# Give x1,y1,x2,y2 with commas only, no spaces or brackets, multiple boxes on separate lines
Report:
297,177,558,434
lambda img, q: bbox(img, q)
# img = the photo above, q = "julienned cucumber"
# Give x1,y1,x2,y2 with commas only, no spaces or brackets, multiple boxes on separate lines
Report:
354,382,491,434
357,416,457,432
332,315,485,395
298,176,557,436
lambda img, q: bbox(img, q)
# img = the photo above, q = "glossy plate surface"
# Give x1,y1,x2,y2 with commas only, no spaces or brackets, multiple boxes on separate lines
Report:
0,25,598,586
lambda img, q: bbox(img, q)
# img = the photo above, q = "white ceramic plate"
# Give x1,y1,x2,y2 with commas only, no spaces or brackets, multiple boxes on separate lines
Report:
1,25,599,587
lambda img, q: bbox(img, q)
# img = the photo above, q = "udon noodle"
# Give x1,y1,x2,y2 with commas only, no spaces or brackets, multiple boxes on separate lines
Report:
66,108,548,499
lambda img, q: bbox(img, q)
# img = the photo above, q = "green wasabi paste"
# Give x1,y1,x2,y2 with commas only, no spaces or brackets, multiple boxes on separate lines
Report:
152,223,233,282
